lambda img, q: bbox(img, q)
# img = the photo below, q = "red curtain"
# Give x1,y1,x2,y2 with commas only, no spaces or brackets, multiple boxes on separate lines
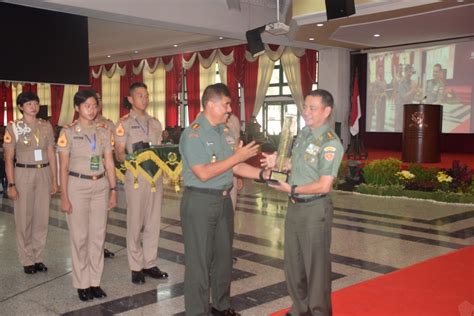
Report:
89,66,102,94
184,53,200,123
1,83,13,123
165,55,181,128
300,49,317,97
21,83,37,94
50,84,64,126
242,55,259,122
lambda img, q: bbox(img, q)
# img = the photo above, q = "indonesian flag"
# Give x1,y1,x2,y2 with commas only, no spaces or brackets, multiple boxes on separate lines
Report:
350,71,361,136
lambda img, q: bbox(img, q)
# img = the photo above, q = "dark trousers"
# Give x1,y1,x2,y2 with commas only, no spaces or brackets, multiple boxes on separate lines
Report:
180,189,234,316
284,196,333,316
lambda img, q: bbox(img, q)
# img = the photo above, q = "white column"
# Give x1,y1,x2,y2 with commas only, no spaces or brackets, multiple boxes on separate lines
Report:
318,48,351,149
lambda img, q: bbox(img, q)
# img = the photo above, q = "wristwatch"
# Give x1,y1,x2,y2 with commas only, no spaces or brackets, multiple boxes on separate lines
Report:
8,183,15,188
291,184,298,198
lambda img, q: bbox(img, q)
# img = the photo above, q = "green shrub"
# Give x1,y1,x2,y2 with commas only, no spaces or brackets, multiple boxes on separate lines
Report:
362,158,401,186
405,164,439,191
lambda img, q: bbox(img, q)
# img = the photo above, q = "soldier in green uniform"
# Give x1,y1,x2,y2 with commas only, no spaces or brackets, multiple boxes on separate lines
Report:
58,90,117,301
114,82,168,284
3,91,58,274
263,89,343,316
179,83,267,316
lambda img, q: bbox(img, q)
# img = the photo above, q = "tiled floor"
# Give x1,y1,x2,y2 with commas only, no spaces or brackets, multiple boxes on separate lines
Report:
0,180,473,315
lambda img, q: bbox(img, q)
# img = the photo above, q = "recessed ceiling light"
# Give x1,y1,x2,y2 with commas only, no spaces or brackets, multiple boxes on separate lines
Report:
107,55,111,58
219,36,224,40
173,44,179,47
309,37,315,41
316,23,324,27
373,33,381,37
134,50,139,54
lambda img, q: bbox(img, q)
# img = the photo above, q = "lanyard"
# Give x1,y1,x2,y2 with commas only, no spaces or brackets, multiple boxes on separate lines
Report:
134,118,149,137
84,133,97,152
33,128,40,146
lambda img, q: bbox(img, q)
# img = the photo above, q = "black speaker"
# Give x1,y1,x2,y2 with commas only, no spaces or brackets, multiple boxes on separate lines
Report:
325,0,355,20
37,105,48,120
246,26,266,57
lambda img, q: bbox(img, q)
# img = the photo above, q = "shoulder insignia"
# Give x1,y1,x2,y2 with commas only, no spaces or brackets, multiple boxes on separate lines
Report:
324,152,335,161
57,131,68,148
97,123,107,129
3,130,12,144
188,133,200,139
192,123,200,130
326,132,335,140
120,114,130,121
116,122,125,137
323,146,337,152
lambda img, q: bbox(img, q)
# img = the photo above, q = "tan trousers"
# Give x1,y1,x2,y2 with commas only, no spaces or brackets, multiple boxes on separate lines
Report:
230,177,238,211
125,172,163,271
66,176,109,289
14,166,52,266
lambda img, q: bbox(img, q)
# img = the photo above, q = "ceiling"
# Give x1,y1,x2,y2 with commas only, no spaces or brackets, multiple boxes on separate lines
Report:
4,0,474,65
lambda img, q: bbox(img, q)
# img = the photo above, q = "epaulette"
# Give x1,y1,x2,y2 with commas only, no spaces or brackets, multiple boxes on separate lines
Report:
192,123,200,130
326,131,335,140
63,120,78,129
97,122,107,129
120,114,130,121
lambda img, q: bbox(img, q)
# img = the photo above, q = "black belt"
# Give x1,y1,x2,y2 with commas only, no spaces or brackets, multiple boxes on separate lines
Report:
290,194,328,204
15,162,49,169
185,186,233,197
69,171,106,180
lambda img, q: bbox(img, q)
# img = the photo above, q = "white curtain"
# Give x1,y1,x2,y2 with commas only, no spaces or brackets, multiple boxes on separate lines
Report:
144,60,166,125
252,54,274,117
217,61,227,85
37,83,52,116
57,85,79,126
281,50,305,112
12,83,22,121
200,63,217,105
101,64,123,123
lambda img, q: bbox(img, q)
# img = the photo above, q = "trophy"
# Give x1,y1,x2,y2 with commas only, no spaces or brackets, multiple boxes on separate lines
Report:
268,115,296,183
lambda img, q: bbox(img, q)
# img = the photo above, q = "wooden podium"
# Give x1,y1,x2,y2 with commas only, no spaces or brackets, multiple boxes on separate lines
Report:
402,104,442,163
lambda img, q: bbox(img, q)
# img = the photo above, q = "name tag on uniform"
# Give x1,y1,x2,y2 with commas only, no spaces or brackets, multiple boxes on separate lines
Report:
90,156,100,171
34,149,43,161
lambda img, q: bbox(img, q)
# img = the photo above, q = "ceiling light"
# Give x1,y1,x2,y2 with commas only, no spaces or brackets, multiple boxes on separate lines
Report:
173,44,179,47
373,33,381,37
134,50,139,54
107,55,111,58
316,23,324,27
309,37,315,41
219,36,224,40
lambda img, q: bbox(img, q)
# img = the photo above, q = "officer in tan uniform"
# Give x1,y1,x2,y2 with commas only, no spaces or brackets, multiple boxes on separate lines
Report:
3,91,57,274
114,82,168,284
58,90,117,301
94,92,115,259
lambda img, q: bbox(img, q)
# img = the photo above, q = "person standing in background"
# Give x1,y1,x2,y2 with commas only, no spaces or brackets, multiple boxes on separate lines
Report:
114,82,168,285
226,113,244,210
394,64,418,131
94,92,115,259
426,63,445,104
3,91,57,274
58,90,117,301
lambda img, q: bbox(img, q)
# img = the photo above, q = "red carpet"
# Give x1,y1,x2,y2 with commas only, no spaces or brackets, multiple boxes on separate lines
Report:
270,246,474,316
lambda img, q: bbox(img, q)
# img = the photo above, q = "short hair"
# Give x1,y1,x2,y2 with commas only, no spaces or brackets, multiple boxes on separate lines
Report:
201,83,231,107
129,82,147,95
17,91,40,106
434,63,442,69
306,89,334,108
73,90,98,107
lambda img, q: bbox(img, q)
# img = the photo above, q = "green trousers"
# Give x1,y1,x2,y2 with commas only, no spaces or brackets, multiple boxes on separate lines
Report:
284,196,333,316
180,188,235,316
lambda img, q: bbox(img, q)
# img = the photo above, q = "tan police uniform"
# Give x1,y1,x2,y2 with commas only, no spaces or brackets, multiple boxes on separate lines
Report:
114,109,164,272
57,120,113,289
3,119,55,267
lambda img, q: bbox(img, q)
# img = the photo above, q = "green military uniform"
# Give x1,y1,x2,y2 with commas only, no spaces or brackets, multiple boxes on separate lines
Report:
57,120,113,290
179,114,237,316
286,123,343,316
3,119,55,268
426,79,445,104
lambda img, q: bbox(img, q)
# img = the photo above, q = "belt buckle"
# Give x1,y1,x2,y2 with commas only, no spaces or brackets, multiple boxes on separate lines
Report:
92,175,98,180
36,164,42,169
222,190,228,196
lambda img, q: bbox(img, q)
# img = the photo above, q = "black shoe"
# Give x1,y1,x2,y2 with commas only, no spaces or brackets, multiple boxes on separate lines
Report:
34,262,48,272
77,288,92,302
90,286,107,298
104,248,115,258
143,266,168,279
211,307,241,316
23,265,36,274
131,270,145,284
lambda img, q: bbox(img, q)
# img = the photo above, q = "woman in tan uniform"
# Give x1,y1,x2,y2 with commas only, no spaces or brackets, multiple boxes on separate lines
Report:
3,91,57,274
58,90,117,301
